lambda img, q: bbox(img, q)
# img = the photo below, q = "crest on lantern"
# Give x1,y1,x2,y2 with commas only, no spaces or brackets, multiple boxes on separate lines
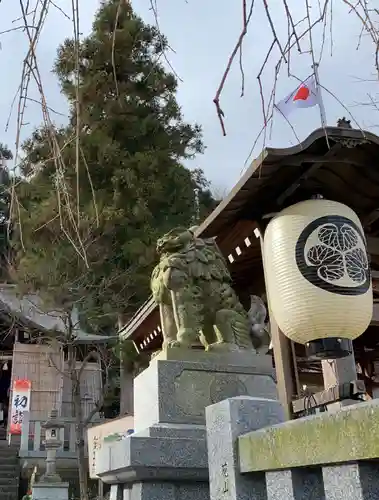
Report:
295,215,370,295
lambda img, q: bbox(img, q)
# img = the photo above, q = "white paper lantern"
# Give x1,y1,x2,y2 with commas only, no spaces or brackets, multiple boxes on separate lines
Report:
263,199,372,355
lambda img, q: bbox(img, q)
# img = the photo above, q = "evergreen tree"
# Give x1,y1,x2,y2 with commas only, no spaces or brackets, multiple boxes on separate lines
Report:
13,3,219,497
14,0,216,328
0,144,13,280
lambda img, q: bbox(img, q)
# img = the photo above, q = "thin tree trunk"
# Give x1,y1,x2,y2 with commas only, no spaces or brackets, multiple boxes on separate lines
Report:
74,387,88,500
69,344,89,500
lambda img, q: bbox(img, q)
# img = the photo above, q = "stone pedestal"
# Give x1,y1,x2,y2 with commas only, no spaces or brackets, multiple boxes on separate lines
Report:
32,482,69,500
266,469,325,500
96,348,276,500
323,462,379,499
206,396,284,500
134,349,276,432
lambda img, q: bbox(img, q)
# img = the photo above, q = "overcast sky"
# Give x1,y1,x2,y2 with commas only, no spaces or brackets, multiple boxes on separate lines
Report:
0,0,377,193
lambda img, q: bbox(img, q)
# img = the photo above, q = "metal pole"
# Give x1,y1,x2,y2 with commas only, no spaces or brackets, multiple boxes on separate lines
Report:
312,63,327,128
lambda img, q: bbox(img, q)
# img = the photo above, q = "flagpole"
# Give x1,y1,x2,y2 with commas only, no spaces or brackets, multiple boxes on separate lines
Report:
312,63,327,128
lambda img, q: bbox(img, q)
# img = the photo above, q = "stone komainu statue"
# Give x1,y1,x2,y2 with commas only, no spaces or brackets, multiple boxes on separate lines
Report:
151,226,254,352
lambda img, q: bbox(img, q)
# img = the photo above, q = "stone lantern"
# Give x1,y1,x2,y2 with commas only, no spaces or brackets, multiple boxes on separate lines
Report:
40,408,64,483
32,408,69,500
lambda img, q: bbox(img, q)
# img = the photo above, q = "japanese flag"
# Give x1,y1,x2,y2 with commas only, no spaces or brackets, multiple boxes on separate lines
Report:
275,75,320,118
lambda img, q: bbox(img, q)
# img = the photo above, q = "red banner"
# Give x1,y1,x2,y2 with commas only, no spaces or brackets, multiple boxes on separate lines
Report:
9,379,31,435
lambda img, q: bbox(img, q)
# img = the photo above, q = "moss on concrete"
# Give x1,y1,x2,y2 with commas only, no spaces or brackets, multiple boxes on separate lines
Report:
239,400,379,473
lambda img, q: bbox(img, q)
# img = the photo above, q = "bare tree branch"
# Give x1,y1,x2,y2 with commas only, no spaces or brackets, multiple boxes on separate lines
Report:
213,0,255,136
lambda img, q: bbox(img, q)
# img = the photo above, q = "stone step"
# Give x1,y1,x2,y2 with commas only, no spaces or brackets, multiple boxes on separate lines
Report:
0,491,18,498
0,452,18,458
1,495,18,500
0,459,18,465
0,458,18,465
0,459,18,468
0,474,20,482
0,447,19,455
0,481,19,499
0,464,19,471
0,452,19,457
0,472,19,480
0,478,18,491
0,470,19,478
0,448,20,500
0,442,18,447
0,451,19,458
0,485,18,493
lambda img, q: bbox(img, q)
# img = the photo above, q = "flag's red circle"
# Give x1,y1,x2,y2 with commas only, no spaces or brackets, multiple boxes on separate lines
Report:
293,86,310,101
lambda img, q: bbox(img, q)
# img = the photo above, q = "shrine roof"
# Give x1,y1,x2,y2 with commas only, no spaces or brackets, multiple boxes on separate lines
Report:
0,284,110,343
119,125,379,348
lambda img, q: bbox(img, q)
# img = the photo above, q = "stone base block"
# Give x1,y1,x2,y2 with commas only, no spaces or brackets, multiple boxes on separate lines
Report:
206,397,283,500
134,423,206,440
96,432,208,484
32,482,69,500
134,351,276,431
266,469,325,500
110,484,122,500
98,353,277,500
323,462,379,499
123,481,209,500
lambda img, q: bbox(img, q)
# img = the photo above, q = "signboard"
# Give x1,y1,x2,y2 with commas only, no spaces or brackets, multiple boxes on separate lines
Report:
87,415,134,478
9,379,31,435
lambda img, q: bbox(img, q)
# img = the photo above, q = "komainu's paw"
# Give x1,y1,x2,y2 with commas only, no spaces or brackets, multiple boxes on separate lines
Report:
166,339,203,350
207,342,242,353
166,340,182,348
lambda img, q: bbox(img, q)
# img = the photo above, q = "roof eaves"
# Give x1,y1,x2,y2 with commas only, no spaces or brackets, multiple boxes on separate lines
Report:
118,126,379,341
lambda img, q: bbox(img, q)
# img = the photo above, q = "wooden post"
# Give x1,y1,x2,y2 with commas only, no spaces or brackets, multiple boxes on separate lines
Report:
119,363,134,415
321,342,358,411
98,479,104,500
118,314,134,416
20,411,30,451
256,226,296,420
270,318,296,420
